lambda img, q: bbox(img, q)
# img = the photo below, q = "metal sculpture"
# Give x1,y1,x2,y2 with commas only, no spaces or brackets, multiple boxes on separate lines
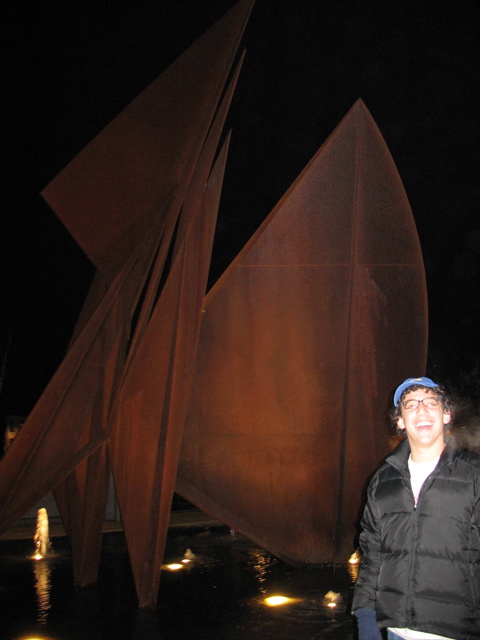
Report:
0,0,428,613
177,99,428,564
0,0,253,609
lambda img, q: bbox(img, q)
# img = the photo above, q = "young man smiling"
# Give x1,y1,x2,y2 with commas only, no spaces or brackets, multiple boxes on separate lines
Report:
352,377,480,640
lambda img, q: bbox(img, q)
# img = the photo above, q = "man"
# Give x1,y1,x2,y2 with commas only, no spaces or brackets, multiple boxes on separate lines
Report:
352,376,480,640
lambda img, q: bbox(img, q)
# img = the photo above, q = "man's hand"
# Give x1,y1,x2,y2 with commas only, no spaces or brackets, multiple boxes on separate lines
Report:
355,608,382,640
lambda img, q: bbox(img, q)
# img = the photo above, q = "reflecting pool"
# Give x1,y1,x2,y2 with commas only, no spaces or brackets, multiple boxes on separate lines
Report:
0,525,356,639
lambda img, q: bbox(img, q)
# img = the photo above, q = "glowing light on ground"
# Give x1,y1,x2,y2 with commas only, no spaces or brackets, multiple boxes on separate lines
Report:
323,590,342,609
263,595,294,606
166,563,184,571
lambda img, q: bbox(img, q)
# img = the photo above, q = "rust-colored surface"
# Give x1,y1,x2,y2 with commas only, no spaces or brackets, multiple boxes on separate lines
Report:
109,129,232,608
53,272,113,586
106,50,243,610
0,232,156,534
177,99,428,565
0,3,253,596
41,0,254,283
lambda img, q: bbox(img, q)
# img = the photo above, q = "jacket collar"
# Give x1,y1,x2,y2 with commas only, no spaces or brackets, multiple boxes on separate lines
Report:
386,435,458,471
386,438,410,470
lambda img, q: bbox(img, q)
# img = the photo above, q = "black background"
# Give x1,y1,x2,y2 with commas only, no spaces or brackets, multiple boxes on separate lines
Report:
1,0,479,422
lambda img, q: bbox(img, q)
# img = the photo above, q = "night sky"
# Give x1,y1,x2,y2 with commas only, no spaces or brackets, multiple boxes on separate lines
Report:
1,0,479,424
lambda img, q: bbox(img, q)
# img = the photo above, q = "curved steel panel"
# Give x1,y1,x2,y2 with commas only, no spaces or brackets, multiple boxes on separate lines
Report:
108,134,231,609
178,99,428,565
41,0,254,282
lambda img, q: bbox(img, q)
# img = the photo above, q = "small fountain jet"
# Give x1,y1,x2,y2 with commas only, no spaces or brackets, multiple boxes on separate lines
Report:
33,507,51,559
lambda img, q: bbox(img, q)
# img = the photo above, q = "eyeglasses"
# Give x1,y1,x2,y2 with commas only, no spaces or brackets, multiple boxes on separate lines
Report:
401,397,441,411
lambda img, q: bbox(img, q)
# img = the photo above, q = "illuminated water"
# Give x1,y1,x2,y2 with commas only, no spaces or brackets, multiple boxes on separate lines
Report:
0,526,356,639
33,508,52,560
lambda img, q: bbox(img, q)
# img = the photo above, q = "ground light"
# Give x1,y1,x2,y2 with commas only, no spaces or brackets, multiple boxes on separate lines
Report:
164,548,195,571
323,590,342,609
263,595,296,606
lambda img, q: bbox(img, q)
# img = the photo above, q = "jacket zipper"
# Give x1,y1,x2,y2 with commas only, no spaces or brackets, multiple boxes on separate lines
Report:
404,466,442,629
403,468,416,628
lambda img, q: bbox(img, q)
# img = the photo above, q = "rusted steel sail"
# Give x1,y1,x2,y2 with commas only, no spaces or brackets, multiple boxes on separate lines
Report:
0,0,254,546
54,53,245,596
108,133,231,609
0,207,169,534
41,0,254,283
52,272,113,586
177,99,428,565
106,63,243,608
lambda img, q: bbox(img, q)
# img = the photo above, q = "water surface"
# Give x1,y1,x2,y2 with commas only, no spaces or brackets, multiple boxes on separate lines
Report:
0,526,356,639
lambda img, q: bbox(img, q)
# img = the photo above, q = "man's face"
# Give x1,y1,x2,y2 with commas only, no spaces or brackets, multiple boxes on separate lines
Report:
397,387,451,455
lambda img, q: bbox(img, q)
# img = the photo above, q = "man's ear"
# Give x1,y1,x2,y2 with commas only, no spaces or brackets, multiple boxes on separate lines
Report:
397,416,405,431
443,411,451,425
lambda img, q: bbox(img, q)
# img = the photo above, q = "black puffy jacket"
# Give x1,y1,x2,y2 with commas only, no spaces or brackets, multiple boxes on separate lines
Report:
352,437,480,639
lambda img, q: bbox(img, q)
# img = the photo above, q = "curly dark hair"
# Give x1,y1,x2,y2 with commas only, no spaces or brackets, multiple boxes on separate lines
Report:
389,383,451,436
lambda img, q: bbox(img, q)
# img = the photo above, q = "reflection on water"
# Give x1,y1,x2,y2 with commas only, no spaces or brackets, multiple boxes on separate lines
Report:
33,558,52,626
0,527,357,639
347,548,361,583
248,549,277,592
